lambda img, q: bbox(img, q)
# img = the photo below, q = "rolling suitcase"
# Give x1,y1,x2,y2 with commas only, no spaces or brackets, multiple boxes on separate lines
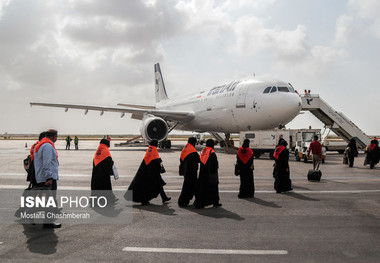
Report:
307,163,322,182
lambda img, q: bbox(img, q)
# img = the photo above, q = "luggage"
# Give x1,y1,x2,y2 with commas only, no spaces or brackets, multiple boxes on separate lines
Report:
307,169,322,181
307,163,322,182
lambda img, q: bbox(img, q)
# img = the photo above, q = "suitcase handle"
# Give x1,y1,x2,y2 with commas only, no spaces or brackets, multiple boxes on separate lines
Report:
316,162,321,170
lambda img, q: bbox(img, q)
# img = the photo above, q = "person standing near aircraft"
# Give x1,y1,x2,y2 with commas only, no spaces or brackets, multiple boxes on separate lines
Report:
178,137,200,207
33,129,61,228
194,139,222,208
365,139,380,169
235,139,255,199
26,131,46,189
273,140,292,193
277,134,284,146
126,140,171,205
74,136,79,150
345,138,358,168
65,135,72,150
307,135,322,170
91,139,115,190
91,139,117,202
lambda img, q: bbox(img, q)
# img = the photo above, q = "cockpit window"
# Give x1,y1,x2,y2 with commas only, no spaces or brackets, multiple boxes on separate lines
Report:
270,86,277,93
288,85,295,93
278,87,290,92
263,87,271,93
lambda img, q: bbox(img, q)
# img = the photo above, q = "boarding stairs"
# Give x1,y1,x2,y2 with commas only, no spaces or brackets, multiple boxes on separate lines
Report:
210,132,238,153
301,94,370,149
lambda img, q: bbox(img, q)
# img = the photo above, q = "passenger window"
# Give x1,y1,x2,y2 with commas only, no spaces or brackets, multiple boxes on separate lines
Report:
263,87,271,93
270,86,277,93
278,87,289,92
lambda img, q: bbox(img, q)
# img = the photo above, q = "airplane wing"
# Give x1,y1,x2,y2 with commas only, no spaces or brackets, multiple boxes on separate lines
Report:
30,102,194,122
117,103,156,110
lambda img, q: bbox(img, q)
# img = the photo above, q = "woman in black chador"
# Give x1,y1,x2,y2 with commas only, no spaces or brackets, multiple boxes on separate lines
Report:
345,138,358,168
126,140,171,205
91,139,114,191
236,139,255,198
273,140,293,193
365,139,380,169
178,137,200,207
194,139,222,208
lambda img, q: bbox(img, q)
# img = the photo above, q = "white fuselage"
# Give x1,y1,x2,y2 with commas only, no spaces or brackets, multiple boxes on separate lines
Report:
156,78,302,133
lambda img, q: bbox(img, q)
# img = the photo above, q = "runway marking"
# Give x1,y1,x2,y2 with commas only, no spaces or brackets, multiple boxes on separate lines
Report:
0,185,380,194
122,247,288,255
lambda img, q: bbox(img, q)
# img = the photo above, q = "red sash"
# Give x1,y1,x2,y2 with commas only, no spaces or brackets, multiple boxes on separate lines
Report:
30,141,39,161
144,146,160,165
94,144,111,167
34,138,58,159
200,147,215,165
273,146,285,160
237,147,253,164
370,143,376,151
180,143,197,161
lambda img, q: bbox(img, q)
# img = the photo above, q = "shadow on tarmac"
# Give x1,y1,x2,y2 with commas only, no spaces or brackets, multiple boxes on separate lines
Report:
285,192,320,201
22,224,58,255
133,203,177,216
292,185,311,190
248,197,282,208
186,206,245,221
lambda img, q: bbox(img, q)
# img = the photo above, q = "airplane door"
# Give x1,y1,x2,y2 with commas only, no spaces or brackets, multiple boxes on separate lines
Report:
236,87,248,108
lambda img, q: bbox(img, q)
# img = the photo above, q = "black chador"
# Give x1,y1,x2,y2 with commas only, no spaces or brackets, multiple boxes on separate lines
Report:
194,139,222,208
178,137,200,207
346,138,358,168
126,140,170,205
273,140,292,193
236,139,255,198
91,139,114,190
365,139,380,169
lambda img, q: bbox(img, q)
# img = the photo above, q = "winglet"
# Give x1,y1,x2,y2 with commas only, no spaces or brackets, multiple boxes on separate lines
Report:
154,63,169,103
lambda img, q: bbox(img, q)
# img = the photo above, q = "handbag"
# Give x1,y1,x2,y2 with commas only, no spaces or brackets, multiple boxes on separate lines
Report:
179,164,184,176
343,156,348,164
112,164,119,180
160,164,166,173
234,164,240,176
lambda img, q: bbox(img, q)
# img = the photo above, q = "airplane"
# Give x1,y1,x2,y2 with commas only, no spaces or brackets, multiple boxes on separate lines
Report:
30,63,302,148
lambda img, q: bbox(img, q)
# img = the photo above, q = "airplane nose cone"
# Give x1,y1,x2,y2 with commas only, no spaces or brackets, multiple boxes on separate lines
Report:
277,94,302,125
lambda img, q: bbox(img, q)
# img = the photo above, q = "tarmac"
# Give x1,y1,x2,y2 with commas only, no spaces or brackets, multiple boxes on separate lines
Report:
0,139,379,263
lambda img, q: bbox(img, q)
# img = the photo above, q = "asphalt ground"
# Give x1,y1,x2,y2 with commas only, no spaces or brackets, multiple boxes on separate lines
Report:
0,139,379,263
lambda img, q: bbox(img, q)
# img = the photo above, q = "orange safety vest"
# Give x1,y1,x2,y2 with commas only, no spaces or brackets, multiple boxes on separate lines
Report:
93,143,111,167
180,143,197,161
200,147,215,165
237,147,253,164
34,138,58,159
144,146,160,165
273,145,285,160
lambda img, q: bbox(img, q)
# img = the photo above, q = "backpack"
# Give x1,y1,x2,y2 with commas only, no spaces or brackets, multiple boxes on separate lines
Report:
23,155,31,172
23,155,36,189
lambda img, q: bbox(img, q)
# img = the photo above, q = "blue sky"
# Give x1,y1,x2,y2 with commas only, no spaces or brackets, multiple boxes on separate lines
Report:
0,0,379,136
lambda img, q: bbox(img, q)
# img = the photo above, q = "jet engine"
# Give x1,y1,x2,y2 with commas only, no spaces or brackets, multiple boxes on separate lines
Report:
140,116,169,142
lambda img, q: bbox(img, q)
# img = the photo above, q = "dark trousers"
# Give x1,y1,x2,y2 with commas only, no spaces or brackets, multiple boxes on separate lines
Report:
348,155,355,167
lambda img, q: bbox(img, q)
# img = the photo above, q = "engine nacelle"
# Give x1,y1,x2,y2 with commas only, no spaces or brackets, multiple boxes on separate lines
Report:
140,116,168,142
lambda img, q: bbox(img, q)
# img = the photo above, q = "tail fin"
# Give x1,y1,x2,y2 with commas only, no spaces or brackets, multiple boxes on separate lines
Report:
154,63,169,103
